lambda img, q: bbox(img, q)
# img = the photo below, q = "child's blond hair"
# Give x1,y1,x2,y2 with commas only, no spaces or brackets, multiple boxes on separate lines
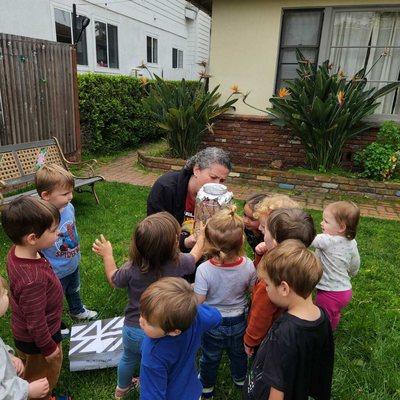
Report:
258,239,322,299
254,195,300,220
35,163,74,196
205,206,244,263
326,201,360,240
140,277,198,333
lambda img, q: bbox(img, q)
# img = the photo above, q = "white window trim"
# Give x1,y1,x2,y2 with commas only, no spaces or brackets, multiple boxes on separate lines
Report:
146,35,159,66
93,17,120,71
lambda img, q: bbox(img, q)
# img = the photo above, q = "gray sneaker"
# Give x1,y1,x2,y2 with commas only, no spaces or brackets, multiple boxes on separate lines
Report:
71,306,98,321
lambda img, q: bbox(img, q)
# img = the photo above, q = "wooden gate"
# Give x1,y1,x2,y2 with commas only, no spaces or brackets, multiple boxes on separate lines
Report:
0,33,80,158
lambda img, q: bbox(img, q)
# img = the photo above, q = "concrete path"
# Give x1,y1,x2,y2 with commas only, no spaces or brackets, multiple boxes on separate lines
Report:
98,151,400,221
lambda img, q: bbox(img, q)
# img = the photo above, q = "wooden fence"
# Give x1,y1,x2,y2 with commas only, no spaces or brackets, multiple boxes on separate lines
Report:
0,33,80,157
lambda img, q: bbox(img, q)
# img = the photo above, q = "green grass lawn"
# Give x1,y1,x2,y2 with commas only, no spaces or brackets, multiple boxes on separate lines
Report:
1,182,399,400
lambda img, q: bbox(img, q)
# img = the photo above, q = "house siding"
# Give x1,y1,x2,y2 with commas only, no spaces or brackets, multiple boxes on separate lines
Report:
0,0,211,80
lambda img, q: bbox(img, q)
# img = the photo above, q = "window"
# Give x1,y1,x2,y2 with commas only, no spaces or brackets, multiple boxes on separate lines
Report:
276,9,324,90
147,36,158,63
276,7,400,115
95,21,119,68
172,48,183,68
54,8,88,65
329,11,400,114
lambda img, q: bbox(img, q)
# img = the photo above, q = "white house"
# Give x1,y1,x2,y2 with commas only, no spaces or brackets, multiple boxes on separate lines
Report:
0,0,211,80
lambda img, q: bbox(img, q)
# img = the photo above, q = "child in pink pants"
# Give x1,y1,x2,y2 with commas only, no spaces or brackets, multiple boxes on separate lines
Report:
312,201,360,330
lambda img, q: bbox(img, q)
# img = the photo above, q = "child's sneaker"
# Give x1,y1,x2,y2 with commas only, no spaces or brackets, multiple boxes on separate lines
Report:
60,321,70,339
233,378,245,390
201,386,214,399
71,306,98,320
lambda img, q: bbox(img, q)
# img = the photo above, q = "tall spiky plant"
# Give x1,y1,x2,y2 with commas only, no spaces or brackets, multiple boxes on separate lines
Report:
245,49,399,170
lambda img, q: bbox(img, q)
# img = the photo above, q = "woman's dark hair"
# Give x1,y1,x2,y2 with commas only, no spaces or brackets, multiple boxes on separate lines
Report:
185,147,231,171
129,212,180,274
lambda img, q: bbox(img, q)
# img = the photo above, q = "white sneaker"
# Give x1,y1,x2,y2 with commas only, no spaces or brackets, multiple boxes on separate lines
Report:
61,327,70,339
71,306,98,320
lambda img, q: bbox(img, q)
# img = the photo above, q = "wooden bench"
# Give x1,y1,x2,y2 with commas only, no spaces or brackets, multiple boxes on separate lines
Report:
0,137,104,205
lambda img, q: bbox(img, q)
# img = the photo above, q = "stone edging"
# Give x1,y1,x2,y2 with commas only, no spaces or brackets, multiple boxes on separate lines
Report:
138,151,400,202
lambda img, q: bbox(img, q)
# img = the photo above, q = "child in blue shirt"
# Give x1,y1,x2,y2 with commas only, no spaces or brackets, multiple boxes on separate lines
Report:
139,277,222,400
35,164,97,324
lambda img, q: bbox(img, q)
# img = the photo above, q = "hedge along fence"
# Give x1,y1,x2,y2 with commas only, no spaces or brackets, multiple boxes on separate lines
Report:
77,73,200,153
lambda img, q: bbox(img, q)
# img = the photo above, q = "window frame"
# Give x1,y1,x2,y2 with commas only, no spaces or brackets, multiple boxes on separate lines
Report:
94,19,119,69
275,5,400,118
172,47,183,69
53,6,89,66
147,36,158,64
274,8,325,93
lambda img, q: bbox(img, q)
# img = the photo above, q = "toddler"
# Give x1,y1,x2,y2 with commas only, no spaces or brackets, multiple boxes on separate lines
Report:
1,197,64,400
244,240,334,400
93,211,205,399
139,277,222,400
243,194,267,255
313,201,360,330
0,276,50,399
194,207,256,398
35,163,97,323
244,207,316,355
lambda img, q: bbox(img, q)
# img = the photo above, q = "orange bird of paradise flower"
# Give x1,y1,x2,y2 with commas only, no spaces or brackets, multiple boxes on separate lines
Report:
230,84,240,94
337,90,345,106
278,87,291,98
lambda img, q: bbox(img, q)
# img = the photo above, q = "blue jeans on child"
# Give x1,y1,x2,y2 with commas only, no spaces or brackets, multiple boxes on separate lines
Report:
118,324,146,389
199,313,247,389
59,267,85,315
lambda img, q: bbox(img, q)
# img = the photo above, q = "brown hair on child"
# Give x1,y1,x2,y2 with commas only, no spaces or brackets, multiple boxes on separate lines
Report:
258,239,323,299
129,212,180,274
326,201,360,240
204,206,245,263
35,163,74,196
267,208,316,247
140,277,198,333
1,196,60,244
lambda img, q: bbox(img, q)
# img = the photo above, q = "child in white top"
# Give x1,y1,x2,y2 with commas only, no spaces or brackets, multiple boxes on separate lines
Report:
313,201,360,330
194,207,256,399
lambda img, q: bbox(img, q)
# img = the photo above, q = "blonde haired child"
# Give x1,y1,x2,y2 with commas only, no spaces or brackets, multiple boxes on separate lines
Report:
93,212,204,399
313,201,360,330
194,207,256,398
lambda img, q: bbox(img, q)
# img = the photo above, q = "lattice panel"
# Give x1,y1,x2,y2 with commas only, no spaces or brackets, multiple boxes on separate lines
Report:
17,146,63,175
0,152,21,181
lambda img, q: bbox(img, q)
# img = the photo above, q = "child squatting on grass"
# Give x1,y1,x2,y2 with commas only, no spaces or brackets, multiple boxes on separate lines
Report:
0,276,50,399
139,277,222,400
35,164,98,329
194,206,257,399
92,212,205,399
244,207,316,357
313,201,361,330
1,197,64,400
243,240,335,400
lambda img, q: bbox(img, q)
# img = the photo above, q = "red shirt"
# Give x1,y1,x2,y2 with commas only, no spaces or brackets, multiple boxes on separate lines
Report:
6,246,64,356
244,254,282,348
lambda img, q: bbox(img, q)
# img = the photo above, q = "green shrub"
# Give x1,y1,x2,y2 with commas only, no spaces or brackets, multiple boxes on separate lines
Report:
143,75,237,159
258,50,400,171
78,73,200,154
354,121,400,180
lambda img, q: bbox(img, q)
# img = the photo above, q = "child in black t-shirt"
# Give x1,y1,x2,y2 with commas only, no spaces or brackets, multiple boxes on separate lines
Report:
243,239,334,400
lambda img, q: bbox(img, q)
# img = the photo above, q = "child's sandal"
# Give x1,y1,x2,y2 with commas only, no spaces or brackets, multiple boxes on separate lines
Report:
114,384,135,399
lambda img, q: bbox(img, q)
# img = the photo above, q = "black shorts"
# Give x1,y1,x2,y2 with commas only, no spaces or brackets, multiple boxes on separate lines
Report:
14,330,62,355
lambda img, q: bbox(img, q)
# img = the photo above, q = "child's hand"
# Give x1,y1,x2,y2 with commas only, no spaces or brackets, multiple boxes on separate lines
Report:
255,241,268,256
244,344,254,357
184,234,197,249
28,378,50,398
44,346,61,362
11,354,25,376
92,234,113,258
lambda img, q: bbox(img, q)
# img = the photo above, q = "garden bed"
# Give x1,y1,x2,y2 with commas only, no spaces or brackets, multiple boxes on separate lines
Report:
138,151,400,202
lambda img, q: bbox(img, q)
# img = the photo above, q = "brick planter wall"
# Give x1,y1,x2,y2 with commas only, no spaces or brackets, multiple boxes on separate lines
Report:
138,151,400,202
201,114,378,170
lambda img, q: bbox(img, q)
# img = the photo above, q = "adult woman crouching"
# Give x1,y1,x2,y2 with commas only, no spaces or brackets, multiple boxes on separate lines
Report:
147,147,231,251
